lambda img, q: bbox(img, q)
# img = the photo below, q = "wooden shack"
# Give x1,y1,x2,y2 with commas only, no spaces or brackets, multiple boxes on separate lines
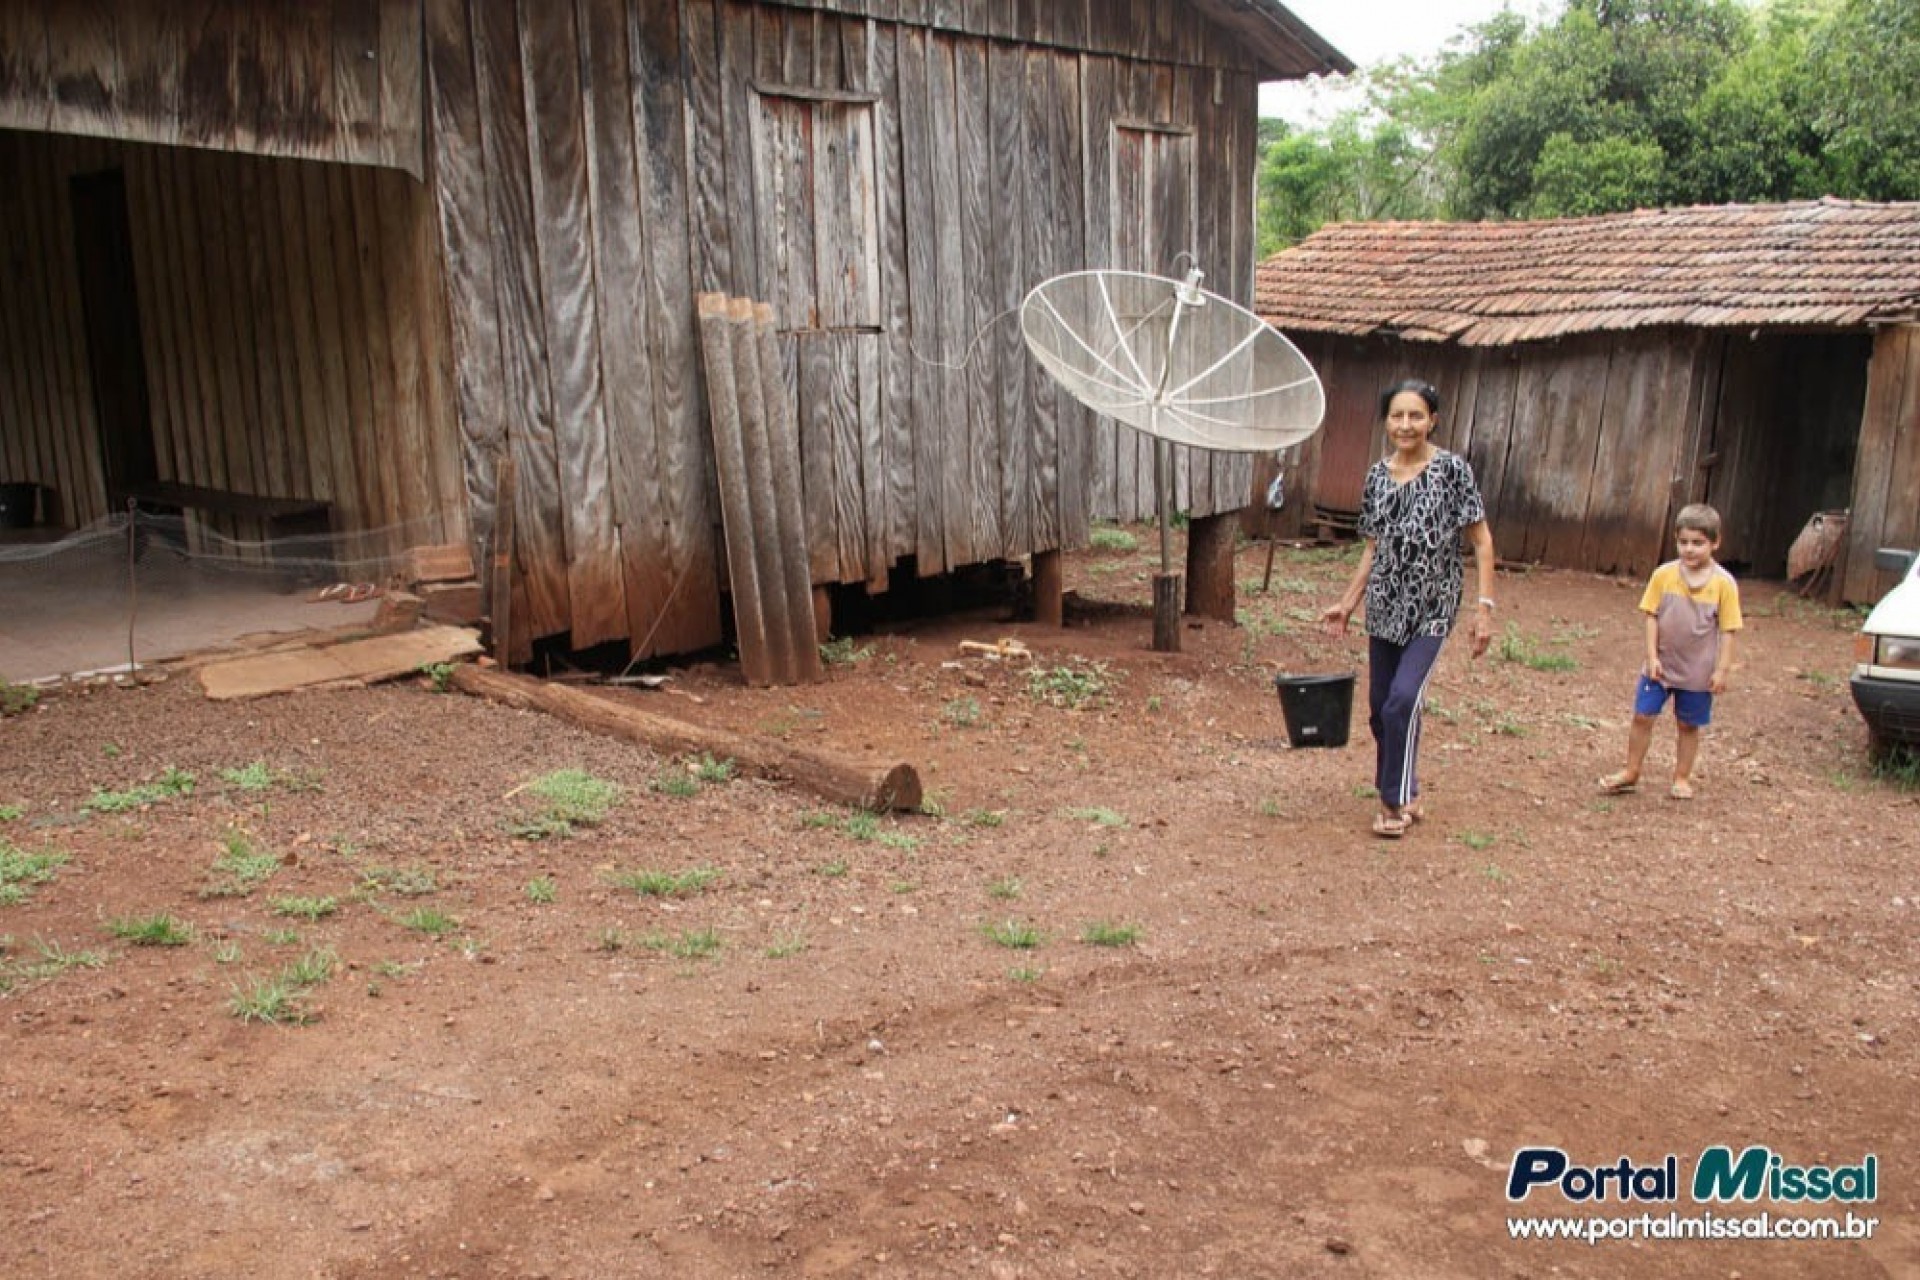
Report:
0,0,1348,662
1253,201,1920,604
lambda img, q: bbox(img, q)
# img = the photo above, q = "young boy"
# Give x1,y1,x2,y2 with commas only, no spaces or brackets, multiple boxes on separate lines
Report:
1599,504,1743,800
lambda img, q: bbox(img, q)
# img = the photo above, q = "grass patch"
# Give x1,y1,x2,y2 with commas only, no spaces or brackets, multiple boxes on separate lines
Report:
1088,523,1139,552
961,808,1006,828
689,753,736,785
1027,659,1117,710
228,948,336,1025
357,864,439,897
629,927,723,960
1459,831,1498,851
819,636,875,666
981,919,1043,950
509,768,623,838
107,913,194,946
83,766,196,814
0,839,68,906
270,895,339,922
765,931,808,959
1871,746,1920,790
648,768,701,800
1063,806,1128,827
1007,965,1045,984
1080,921,1143,948
986,877,1023,901
0,804,23,822
607,865,721,898
816,858,850,878
201,830,280,898
0,680,40,716
263,927,302,946
0,937,107,991
397,907,458,937
525,876,557,904
1494,624,1579,673
941,696,983,728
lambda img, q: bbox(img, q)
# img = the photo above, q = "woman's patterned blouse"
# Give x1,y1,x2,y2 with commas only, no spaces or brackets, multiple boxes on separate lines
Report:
1356,449,1487,645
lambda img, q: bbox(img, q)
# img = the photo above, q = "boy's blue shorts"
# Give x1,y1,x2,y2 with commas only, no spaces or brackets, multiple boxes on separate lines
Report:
1634,675,1712,727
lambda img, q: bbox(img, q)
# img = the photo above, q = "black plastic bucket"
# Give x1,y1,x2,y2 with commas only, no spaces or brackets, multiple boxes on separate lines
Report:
1274,672,1356,748
0,482,36,529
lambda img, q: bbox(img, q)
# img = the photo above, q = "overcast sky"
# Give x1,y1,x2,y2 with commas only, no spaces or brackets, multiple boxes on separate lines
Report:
1260,0,1549,123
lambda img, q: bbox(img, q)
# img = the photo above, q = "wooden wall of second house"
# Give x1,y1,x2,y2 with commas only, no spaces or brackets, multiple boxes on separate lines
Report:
1291,328,1870,581
423,0,1261,660
1844,324,1920,605
0,128,464,561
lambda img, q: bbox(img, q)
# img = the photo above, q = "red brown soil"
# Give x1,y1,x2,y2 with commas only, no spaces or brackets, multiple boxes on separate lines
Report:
2,536,1915,1278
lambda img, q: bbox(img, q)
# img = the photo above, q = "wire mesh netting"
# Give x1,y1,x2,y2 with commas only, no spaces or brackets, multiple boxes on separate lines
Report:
1019,270,1326,453
0,510,455,685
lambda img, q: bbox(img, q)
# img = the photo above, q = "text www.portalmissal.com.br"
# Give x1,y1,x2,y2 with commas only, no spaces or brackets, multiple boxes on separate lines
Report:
1508,1211,1879,1244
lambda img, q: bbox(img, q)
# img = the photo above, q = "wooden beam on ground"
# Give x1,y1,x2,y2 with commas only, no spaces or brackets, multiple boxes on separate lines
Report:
449,665,921,811
199,626,483,700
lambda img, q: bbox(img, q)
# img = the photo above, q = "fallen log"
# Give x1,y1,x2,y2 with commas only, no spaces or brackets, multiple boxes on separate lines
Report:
449,666,921,812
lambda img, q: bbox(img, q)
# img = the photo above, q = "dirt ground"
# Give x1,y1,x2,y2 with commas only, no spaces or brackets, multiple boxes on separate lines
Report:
1,532,1915,1279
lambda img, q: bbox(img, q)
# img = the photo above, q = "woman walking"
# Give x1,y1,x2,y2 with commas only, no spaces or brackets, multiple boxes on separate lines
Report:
1321,379,1497,838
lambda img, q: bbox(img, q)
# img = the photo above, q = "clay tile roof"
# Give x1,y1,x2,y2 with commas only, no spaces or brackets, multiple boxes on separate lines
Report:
1254,199,1920,346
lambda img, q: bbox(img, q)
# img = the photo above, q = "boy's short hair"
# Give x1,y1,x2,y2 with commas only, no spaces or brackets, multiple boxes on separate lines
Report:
1674,503,1721,541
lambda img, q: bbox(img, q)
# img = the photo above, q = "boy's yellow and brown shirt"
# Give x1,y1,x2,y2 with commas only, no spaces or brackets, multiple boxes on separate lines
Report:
1639,560,1743,692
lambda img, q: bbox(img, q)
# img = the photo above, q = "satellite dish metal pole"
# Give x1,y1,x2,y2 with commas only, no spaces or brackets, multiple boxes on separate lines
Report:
1020,267,1328,654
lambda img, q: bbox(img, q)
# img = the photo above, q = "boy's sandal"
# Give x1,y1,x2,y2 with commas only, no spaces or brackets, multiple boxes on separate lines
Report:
1597,772,1638,795
1669,779,1696,800
1371,810,1409,839
1401,801,1426,824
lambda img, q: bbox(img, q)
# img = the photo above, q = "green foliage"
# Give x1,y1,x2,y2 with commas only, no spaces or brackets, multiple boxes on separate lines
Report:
1494,623,1580,672
1088,523,1140,552
981,919,1043,950
819,636,875,666
0,839,67,906
270,896,339,922
398,907,458,937
229,949,335,1024
219,761,278,792
940,696,983,728
525,876,557,904
417,661,457,693
202,830,279,898
107,913,194,946
84,767,196,813
690,753,736,784
0,804,20,822
510,768,623,836
1063,806,1128,828
0,936,106,990
0,680,39,716
1026,660,1116,710
607,866,721,898
1258,0,1920,239
358,864,438,897
1080,921,1143,948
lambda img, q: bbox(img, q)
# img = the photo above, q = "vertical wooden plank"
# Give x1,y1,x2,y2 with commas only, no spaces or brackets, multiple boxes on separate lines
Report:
296,163,365,557
683,0,730,292
750,95,813,330
718,0,760,296
377,0,426,179
636,0,724,652
1079,54,1115,521
333,166,391,538
333,0,382,167
474,0,567,641
896,23,946,572
579,0,668,651
244,156,295,500
374,168,440,538
1844,326,1918,602
425,0,505,566
986,38,1028,557
45,0,120,139
699,295,774,685
1050,50,1088,549
35,139,96,527
1022,48,1059,549
927,33,972,570
754,303,827,678
521,0,624,648
812,101,878,330
797,335,843,581
955,34,1000,561
271,161,332,509
112,0,182,143
871,16,911,584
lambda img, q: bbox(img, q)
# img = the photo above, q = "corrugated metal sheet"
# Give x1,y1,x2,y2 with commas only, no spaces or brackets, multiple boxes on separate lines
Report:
1255,200,1920,345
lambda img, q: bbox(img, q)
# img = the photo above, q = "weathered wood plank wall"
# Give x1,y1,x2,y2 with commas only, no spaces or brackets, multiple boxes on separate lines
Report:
0,128,461,558
1293,329,1874,582
1844,325,1920,603
421,0,1266,657
0,0,424,178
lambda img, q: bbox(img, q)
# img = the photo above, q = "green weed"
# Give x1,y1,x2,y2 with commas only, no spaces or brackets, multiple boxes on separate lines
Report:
607,866,720,898
981,919,1043,950
690,753,736,784
108,914,194,946
513,768,622,836
1494,623,1579,672
1007,965,1044,983
633,927,722,960
201,830,279,897
525,876,557,904
1088,523,1139,552
219,762,279,792
270,896,338,922
1080,921,1142,947
84,767,196,813
229,949,336,1024
0,804,22,822
816,858,850,878
1026,660,1117,710
1,937,106,989
417,661,457,692
357,864,439,897
765,931,809,959
398,907,458,937
1063,806,1128,827
941,696,983,728
0,680,39,716
819,636,875,666
962,808,1006,828
1460,831,1498,851
648,769,701,800
986,877,1023,901
0,839,68,906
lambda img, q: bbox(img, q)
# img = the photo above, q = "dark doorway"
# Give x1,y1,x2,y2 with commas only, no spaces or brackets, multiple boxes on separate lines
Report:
69,168,158,509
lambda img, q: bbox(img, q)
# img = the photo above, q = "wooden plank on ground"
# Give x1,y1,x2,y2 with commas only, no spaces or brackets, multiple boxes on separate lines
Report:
198,626,482,700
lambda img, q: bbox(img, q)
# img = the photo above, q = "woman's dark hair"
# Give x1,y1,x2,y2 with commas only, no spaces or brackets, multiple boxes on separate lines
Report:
1379,378,1442,419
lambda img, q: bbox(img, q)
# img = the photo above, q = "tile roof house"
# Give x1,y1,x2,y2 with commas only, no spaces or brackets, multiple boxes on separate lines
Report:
1255,200,1920,602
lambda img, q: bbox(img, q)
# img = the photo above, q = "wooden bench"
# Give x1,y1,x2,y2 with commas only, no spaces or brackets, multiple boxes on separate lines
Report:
112,480,336,580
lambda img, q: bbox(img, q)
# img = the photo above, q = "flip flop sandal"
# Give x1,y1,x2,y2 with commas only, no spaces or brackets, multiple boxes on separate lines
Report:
1372,811,1409,839
1401,801,1426,824
1669,780,1696,800
1598,773,1638,795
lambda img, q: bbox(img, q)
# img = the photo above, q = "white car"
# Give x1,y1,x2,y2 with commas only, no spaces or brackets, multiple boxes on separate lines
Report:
1851,548,1920,755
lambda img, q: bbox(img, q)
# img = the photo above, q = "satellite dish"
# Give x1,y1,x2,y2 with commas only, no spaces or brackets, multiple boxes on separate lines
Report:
1019,269,1325,453
1020,267,1326,651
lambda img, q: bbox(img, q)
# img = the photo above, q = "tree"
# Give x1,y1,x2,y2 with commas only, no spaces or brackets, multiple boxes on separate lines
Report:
1806,0,1920,198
